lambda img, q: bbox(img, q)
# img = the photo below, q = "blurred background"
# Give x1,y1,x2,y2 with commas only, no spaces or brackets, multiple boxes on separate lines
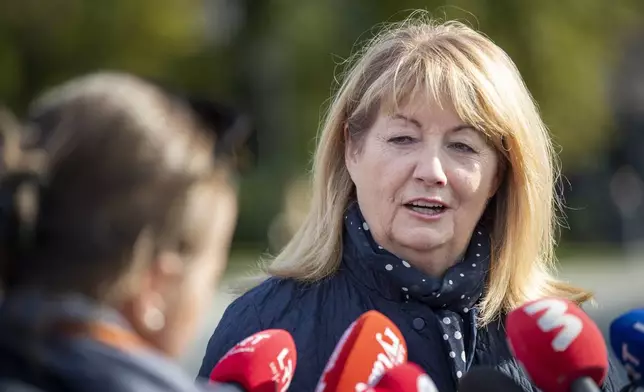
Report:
1,0,643,376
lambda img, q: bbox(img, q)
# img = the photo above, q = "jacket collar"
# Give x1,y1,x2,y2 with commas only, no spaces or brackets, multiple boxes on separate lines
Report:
340,201,491,313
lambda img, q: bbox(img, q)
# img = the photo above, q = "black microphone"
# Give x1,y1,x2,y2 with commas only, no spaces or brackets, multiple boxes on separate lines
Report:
458,367,525,392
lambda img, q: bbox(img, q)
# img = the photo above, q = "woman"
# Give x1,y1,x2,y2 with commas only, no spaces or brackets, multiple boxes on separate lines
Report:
199,17,627,392
0,72,239,391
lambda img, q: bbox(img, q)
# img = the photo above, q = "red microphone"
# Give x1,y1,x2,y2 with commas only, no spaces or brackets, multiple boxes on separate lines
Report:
506,297,609,392
315,310,408,392
367,362,438,392
209,329,296,392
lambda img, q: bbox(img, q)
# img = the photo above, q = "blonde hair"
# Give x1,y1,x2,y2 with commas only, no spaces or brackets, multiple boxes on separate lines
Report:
265,14,591,325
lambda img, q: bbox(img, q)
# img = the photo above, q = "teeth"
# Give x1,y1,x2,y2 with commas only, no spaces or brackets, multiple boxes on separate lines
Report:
410,202,444,208
409,205,443,215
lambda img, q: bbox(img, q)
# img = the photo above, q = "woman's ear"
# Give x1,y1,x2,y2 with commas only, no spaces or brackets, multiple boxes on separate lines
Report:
488,154,506,199
145,252,184,327
344,122,358,176
124,251,185,339
344,122,351,152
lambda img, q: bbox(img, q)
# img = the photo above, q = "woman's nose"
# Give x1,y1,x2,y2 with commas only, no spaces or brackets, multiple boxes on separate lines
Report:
412,149,448,186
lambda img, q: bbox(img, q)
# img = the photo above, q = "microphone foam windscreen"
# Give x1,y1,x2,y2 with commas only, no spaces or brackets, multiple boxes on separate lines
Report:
315,310,407,392
209,329,296,392
609,308,644,386
506,297,608,392
371,362,438,392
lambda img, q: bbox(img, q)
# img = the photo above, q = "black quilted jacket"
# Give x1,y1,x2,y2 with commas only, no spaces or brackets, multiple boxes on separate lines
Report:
199,233,629,392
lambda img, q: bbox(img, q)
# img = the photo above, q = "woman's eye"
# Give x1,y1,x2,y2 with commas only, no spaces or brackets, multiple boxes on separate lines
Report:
388,136,415,145
450,142,477,153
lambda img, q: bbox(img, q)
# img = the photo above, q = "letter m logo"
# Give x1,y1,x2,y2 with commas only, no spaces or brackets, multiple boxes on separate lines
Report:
523,298,583,352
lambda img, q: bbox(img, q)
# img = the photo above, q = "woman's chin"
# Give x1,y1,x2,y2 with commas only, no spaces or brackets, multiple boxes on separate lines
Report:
395,227,452,252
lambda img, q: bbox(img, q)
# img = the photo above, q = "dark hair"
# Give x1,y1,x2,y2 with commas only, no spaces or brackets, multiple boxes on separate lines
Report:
0,72,241,299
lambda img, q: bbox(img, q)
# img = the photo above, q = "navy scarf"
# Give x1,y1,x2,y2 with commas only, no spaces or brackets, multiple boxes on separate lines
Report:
343,202,491,380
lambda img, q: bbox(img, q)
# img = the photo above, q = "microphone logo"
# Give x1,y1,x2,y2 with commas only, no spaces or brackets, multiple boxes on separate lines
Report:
635,322,644,334
269,347,294,392
417,374,439,392
354,327,407,392
523,298,582,352
239,332,271,346
220,332,272,359
367,327,406,384
619,320,644,383
621,343,641,382
376,327,406,364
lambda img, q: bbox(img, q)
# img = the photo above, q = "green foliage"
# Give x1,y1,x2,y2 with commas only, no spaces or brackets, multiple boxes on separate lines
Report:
0,0,236,111
1,0,644,245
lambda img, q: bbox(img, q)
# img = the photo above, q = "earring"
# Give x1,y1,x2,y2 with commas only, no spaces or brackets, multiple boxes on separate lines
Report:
143,306,166,331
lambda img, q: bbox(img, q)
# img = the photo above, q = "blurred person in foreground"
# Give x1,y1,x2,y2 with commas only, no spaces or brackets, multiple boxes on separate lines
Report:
199,14,628,392
0,72,241,391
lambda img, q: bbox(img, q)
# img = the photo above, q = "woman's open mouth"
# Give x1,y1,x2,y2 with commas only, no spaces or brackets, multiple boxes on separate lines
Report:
404,201,447,216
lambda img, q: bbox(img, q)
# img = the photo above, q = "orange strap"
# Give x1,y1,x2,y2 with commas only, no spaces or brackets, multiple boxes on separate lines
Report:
56,320,150,352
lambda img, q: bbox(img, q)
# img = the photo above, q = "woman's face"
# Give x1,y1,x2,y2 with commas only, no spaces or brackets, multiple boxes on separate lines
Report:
346,95,500,276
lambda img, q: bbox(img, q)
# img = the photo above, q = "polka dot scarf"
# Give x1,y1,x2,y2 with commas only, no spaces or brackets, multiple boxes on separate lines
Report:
343,202,491,381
